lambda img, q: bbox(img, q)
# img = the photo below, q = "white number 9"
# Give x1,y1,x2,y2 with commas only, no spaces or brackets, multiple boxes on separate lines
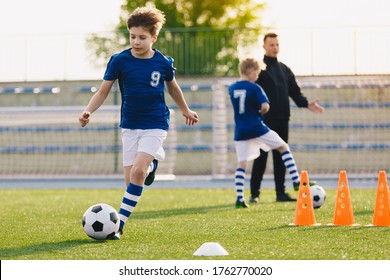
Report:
150,71,161,87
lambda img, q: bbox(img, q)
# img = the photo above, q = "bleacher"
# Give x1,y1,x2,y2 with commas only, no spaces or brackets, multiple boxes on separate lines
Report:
1,75,389,176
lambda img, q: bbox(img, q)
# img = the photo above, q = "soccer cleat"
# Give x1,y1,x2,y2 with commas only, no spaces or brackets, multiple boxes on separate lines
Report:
144,159,158,186
293,180,317,191
249,196,259,204
110,228,123,240
276,193,297,202
235,200,250,208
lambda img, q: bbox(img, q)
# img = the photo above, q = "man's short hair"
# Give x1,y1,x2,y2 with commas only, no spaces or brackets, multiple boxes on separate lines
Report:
263,32,278,42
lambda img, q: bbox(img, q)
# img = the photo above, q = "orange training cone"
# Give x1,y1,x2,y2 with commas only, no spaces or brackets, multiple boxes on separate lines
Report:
369,171,390,226
329,170,359,226
289,171,320,226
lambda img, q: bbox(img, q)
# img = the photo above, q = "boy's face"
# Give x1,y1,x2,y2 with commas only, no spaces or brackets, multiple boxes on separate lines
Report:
263,37,279,58
129,26,158,58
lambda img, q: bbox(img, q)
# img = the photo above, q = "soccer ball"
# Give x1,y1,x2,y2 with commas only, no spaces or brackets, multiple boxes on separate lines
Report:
82,203,120,240
311,185,326,209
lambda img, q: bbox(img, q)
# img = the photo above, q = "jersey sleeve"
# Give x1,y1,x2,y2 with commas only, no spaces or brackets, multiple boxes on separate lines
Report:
103,55,120,81
255,84,269,104
164,57,175,82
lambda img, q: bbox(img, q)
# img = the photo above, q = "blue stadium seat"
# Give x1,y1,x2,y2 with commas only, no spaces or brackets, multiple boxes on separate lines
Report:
78,86,98,93
0,86,59,94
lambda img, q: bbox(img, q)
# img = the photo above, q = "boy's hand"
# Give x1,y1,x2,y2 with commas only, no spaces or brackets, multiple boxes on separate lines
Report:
258,102,270,116
183,110,199,125
258,107,268,116
79,111,91,127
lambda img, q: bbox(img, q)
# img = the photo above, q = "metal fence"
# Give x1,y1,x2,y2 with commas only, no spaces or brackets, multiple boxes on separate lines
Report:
1,26,390,82
1,75,389,177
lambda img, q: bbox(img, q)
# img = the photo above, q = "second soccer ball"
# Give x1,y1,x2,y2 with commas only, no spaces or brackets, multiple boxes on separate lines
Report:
311,185,326,209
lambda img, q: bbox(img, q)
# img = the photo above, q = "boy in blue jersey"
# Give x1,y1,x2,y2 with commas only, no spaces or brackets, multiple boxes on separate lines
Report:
229,58,302,208
79,7,199,239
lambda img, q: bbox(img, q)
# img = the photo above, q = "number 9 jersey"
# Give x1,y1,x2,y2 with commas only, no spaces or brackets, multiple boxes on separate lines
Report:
228,80,270,141
103,48,175,131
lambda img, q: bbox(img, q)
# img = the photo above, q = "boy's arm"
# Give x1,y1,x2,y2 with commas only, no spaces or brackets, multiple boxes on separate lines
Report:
165,79,199,125
256,85,270,116
258,102,270,116
79,80,115,127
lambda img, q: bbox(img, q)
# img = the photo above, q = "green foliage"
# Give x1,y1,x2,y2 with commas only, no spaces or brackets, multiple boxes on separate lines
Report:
1,188,388,260
86,0,265,76
117,0,264,29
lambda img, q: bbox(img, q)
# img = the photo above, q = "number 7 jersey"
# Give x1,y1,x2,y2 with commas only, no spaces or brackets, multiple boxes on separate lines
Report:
228,80,270,141
103,48,175,131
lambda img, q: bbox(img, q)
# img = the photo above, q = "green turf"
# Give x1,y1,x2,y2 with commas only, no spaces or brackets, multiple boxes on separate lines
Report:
0,188,388,260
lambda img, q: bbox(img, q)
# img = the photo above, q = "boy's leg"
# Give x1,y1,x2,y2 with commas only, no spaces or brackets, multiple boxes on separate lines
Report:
234,141,253,208
235,162,249,208
258,131,301,186
118,181,144,234
279,148,316,190
280,149,300,185
116,129,165,239
138,129,166,186
257,131,297,201
235,167,245,202
117,153,154,238
144,159,158,186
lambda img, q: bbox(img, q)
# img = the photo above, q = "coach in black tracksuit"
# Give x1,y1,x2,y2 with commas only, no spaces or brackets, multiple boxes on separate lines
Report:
250,33,324,202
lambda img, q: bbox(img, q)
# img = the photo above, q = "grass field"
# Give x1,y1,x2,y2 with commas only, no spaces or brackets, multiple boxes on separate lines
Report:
0,187,389,260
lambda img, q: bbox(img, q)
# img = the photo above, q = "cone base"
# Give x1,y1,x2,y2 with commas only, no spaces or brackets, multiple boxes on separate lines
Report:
327,223,360,226
288,223,321,226
366,223,390,227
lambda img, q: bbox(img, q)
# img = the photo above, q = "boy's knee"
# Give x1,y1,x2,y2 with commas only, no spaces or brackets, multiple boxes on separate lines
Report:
278,143,289,153
131,165,147,181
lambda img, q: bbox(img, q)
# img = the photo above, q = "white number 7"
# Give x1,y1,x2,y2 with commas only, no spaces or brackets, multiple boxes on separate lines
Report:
233,89,246,114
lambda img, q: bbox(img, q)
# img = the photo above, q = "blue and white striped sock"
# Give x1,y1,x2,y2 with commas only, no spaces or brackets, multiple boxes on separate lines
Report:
281,150,300,184
235,168,246,202
118,183,143,230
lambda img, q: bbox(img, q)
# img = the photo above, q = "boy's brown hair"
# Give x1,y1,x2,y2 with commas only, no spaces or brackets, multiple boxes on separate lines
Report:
239,58,260,75
127,7,166,36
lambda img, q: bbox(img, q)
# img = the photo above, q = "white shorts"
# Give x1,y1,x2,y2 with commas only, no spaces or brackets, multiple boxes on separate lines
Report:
234,130,286,162
121,128,167,166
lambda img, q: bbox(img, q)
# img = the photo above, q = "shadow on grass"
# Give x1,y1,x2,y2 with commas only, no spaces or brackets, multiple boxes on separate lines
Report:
133,200,299,220
133,203,233,220
255,224,330,232
0,239,92,259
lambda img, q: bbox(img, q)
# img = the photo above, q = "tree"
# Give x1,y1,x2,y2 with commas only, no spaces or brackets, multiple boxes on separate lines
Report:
86,0,265,75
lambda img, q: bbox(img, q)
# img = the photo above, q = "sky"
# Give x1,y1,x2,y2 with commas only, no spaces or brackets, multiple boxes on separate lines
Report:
0,0,123,35
0,0,390,80
2,0,390,34
261,0,390,28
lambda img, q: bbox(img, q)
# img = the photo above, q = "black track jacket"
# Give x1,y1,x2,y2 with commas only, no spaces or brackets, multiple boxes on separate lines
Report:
256,55,309,122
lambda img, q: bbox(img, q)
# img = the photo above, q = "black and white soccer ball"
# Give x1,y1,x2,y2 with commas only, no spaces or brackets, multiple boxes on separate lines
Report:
310,185,326,209
82,203,120,240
